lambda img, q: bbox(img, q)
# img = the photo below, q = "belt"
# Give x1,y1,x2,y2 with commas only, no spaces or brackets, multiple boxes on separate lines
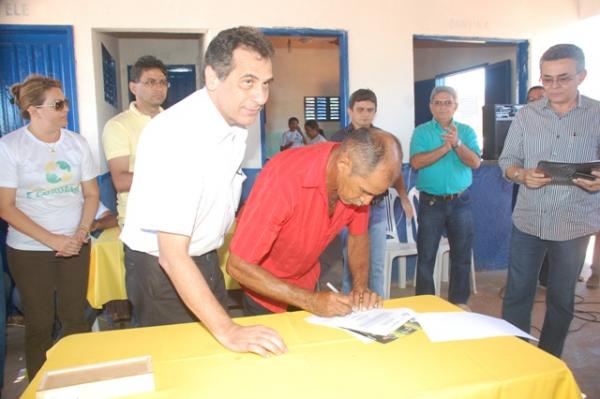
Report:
422,191,464,201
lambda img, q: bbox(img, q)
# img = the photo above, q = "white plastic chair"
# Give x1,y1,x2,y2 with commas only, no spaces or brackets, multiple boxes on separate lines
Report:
438,248,478,294
382,187,417,299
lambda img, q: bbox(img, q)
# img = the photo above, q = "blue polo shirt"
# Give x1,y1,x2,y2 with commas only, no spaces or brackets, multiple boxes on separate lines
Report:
409,119,480,195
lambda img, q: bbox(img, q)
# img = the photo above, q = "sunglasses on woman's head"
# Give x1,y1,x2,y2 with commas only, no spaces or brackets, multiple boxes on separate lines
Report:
35,98,69,111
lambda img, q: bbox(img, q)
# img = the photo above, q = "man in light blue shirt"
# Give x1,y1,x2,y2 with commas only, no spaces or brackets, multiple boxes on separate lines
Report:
410,86,481,306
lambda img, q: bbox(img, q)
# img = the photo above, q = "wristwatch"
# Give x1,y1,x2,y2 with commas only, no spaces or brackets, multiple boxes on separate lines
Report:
452,139,462,149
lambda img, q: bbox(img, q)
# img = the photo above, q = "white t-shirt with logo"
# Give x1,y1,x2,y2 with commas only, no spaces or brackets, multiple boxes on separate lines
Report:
0,126,98,251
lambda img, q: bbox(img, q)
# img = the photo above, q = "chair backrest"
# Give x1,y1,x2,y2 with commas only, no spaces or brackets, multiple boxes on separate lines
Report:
385,187,417,244
407,187,420,241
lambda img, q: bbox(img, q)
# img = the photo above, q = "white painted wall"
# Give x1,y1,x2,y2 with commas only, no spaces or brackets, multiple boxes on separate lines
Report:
2,0,589,172
531,14,600,99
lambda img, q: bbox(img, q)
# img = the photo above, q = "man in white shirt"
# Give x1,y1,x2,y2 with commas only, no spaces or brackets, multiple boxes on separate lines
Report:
121,27,286,357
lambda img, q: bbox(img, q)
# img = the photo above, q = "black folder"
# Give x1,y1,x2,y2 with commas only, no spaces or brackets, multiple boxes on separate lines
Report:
536,160,600,184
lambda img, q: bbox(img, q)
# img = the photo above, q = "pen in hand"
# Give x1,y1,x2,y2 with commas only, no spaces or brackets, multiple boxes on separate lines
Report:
326,282,340,294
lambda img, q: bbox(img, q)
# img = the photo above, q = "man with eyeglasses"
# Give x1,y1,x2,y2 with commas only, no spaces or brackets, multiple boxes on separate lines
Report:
500,44,600,357
101,55,169,323
102,55,169,228
410,86,481,309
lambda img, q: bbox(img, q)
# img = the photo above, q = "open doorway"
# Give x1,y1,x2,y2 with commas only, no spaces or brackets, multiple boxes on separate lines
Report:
92,30,204,152
413,36,528,146
438,66,486,148
260,28,348,164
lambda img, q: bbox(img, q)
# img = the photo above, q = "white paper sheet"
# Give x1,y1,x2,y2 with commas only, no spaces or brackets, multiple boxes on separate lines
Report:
416,312,538,343
306,308,416,336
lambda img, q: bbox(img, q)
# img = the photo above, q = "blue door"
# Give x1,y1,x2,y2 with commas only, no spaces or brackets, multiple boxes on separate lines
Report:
0,24,79,136
0,26,79,352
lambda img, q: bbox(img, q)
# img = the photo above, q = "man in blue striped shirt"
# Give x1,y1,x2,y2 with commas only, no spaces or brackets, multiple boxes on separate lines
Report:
499,44,600,358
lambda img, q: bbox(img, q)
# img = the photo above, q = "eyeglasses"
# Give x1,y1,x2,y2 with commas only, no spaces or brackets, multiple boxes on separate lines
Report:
431,100,455,107
35,98,69,111
540,73,580,87
138,79,170,88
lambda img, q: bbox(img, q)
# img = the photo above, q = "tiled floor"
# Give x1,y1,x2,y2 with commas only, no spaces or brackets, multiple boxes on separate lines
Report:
3,267,599,398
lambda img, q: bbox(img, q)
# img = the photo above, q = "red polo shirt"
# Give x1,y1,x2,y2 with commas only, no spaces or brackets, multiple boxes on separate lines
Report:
230,142,370,313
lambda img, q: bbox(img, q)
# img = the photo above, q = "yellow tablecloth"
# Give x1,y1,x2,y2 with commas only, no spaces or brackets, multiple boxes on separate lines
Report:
87,227,127,309
23,296,581,398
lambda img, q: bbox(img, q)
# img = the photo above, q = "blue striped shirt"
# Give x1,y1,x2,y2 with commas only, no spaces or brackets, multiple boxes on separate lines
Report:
499,94,600,241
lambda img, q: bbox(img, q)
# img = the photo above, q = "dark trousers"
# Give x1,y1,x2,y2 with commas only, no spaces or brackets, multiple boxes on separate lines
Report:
415,191,474,304
124,246,227,327
7,246,90,379
502,225,589,357
513,184,550,286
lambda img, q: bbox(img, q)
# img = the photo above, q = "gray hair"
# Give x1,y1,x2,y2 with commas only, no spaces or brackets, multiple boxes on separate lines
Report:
340,127,402,178
540,44,585,72
204,26,274,81
430,86,458,103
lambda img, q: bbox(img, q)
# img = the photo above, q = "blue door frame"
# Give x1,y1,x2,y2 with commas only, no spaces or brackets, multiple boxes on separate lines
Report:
414,35,529,104
260,28,349,166
0,24,79,133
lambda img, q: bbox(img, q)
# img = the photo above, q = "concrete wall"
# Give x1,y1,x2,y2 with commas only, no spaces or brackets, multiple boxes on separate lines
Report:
2,0,590,172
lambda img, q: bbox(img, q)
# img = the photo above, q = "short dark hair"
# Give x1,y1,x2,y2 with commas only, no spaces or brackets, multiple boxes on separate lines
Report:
305,119,319,130
130,55,167,82
288,117,299,125
340,127,402,177
540,44,585,72
348,88,377,109
205,26,274,80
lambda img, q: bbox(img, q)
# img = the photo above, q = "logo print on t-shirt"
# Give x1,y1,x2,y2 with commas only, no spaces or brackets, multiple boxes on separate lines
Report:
45,160,72,184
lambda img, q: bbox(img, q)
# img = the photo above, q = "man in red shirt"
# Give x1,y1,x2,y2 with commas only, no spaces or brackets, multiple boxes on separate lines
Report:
227,128,403,316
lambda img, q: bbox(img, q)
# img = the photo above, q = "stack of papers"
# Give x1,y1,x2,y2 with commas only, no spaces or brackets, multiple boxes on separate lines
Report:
306,308,417,342
306,308,537,344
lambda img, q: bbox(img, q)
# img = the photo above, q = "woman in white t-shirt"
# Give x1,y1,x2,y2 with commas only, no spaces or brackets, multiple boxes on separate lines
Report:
0,74,99,379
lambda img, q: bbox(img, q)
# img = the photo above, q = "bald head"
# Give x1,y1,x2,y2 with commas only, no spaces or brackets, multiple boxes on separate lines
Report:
339,127,402,181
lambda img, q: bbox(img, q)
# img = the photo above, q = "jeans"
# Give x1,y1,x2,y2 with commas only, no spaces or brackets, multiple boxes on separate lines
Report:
415,190,473,304
342,200,387,296
502,225,589,357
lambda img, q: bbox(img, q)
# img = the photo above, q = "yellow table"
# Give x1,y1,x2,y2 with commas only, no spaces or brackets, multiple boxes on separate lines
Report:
87,227,127,309
23,296,580,398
